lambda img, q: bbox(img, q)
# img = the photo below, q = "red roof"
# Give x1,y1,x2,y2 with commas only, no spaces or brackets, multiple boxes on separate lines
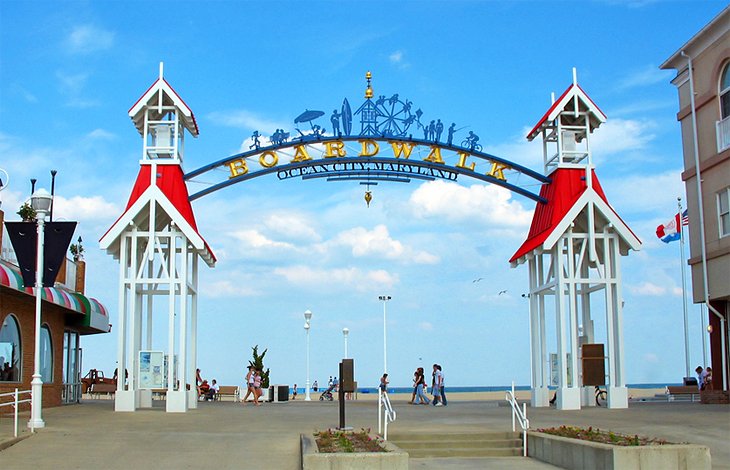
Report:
509,168,609,263
102,164,216,263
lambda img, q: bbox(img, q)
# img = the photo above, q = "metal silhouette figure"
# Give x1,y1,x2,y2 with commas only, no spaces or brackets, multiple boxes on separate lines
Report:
435,119,443,142
331,109,341,137
250,130,261,150
462,131,482,152
447,123,456,146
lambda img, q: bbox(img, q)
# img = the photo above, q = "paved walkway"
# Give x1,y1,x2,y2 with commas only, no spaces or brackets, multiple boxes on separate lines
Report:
1,397,728,469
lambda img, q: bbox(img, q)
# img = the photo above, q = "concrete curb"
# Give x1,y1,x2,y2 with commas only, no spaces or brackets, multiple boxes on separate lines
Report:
528,431,711,470
0,433,32,452
301,433,408,470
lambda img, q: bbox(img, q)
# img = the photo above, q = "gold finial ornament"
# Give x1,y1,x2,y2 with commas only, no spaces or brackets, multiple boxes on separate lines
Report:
365,71,373,99
364,190,373,207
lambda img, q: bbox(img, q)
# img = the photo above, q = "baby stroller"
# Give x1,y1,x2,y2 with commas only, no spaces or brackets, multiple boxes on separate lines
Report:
319,385,335,401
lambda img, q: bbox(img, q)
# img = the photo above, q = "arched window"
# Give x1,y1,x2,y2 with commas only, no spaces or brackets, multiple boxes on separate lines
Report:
40,325,53,383
721,62,730,120
0,314,22,382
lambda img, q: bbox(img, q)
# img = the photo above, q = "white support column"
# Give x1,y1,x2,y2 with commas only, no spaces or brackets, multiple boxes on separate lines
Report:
188,253,199,407
538,254,549,393
115,235,135,411
529,257,549,407
604,232,628,408
555,238,580,410
173,237,189,411
579,259,597,407
566,228,581,399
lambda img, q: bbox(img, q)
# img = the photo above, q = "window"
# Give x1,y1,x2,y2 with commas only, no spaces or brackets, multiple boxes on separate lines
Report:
721,63,730,119
719,187,730,238
0,314,22,382
40,325,53,383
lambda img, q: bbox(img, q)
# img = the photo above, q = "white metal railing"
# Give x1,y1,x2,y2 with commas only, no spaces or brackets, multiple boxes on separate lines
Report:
505,381,529,457
62,383,82,404
0,389,33,437
377,389,396,440
717,117,730,153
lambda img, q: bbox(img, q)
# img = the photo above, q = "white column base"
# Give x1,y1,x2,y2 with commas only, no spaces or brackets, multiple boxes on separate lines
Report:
166,390,188,413
581,386,597,407
531,387,550,407
187,389,198,409
557,387,581,410
28,376,45,429
607,386,628,409
139,389,153,408
115,390,138,412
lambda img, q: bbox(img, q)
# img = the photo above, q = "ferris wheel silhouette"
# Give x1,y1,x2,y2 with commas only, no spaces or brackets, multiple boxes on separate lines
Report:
373,94,420,137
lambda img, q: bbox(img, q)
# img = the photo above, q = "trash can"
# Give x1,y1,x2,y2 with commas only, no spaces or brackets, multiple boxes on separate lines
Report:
269,385,289,402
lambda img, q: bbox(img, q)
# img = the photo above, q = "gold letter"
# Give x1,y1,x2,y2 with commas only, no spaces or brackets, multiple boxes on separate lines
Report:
456,151,475,171
389,141,417,159
324,141,346,158
359,139,380,157
259,151,279,168
423,146,444,164
291,145,313,163
487,162,510,181
228,158,249,178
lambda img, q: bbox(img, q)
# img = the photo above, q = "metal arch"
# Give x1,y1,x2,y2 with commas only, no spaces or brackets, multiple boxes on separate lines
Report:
185,135,548,183
186,151,549,203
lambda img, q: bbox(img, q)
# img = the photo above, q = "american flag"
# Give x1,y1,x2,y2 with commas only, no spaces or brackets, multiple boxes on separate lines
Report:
681,209,689,226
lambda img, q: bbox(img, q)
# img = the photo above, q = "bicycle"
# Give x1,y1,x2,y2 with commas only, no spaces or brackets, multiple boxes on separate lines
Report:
460,138,482,152
595,386,607,406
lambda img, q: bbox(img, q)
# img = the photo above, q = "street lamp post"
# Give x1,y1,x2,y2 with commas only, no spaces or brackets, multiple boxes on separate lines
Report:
342,327,349,359
29,188,53,429
304,309,312,401
378,296,391,374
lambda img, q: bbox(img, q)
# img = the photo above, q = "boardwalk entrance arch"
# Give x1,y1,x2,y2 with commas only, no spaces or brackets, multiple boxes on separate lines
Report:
101,66,640,413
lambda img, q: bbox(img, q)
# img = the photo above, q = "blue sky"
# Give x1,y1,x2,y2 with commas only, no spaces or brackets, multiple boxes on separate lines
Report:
1,1,726,389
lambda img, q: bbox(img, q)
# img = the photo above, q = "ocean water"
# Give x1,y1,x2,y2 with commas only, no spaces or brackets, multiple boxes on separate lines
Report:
290,383,678,395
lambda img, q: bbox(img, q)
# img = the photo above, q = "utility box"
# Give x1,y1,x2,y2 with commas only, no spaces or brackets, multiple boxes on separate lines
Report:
340,359,355,392
269,384,289,402
581,344,606,386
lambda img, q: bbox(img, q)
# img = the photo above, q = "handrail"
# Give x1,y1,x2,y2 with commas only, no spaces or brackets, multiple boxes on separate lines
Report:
377,389,396,440
505,381,529,457
0,389,33,437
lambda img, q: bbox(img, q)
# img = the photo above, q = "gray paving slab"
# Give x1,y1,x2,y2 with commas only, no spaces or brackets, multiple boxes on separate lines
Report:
0,397,728,469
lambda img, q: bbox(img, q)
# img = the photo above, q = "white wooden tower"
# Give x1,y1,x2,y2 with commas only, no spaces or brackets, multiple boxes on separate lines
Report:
100,64,215,413
510,71,641,410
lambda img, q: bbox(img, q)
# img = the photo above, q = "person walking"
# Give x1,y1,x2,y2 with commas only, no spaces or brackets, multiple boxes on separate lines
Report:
431,364,443,406
253,369,263,406
413,367,430,405
242,366,255,404
409,369,418,404
379,373,389,393
437,364,447,406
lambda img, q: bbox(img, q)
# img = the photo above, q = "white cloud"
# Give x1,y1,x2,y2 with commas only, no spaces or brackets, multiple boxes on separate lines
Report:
419,322,434,331
207,110,288,134
326,224,439,264
201,279,259,298
86,129,116,140
602,169,684,215
65,25,115,54
56,71,88,94
591,118,656,158
264,213,321,242
409,180,532,228
628,281,666,296
616,65,670,91
53,195,120,223
274,265,398,292
229,229,296,250
389,51,403,63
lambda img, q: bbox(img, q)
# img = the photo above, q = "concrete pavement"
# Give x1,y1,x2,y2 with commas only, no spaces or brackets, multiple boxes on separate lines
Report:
0,396,728,469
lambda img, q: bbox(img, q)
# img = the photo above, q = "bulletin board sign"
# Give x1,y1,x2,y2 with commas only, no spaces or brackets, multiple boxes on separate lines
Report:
139,351,165,389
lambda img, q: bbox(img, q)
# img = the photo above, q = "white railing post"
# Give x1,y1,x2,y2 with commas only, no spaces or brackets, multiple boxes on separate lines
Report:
378,388,382,435
14,388,19,438
523,402,528,456
511,381,516,432
505,381,529,457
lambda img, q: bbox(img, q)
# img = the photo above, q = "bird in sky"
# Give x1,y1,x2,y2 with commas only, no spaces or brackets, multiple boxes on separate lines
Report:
472,278,483,283
498,290,508,295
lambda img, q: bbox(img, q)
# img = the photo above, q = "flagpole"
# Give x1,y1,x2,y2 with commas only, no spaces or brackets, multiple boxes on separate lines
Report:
678,197,690,379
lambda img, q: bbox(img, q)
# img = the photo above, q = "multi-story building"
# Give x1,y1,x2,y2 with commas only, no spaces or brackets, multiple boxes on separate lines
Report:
661,6,729,393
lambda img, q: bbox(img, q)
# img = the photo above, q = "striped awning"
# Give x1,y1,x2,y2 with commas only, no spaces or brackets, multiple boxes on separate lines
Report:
0,260,110,334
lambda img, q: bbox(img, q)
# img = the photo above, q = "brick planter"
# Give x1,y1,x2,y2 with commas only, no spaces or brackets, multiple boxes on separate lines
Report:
300,434,408,470
528,431,710,470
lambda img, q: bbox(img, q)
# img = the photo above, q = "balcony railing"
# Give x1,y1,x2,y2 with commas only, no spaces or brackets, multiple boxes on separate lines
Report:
717,116,730,153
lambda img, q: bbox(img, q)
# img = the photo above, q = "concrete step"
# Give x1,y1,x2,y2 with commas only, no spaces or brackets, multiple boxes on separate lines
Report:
406,447,523,458
388,431,520,441
388,431,524,459
393,438,522,449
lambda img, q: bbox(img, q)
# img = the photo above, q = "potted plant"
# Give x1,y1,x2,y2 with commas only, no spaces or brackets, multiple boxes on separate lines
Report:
249,345,271,401
17,202,36,222
70,243,84,261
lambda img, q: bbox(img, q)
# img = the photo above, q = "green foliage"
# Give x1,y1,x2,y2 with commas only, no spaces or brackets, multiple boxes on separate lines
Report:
17,202,36,221
248,345,270,388
70,243,85,260
537,426,669,446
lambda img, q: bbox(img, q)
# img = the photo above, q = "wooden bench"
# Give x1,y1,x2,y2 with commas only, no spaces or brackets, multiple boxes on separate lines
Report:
89,383,117,399
667,385,700,402
214,386,239,402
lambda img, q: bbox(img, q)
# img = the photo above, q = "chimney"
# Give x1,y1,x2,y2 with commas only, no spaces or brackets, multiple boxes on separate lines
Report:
75,259,86,295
